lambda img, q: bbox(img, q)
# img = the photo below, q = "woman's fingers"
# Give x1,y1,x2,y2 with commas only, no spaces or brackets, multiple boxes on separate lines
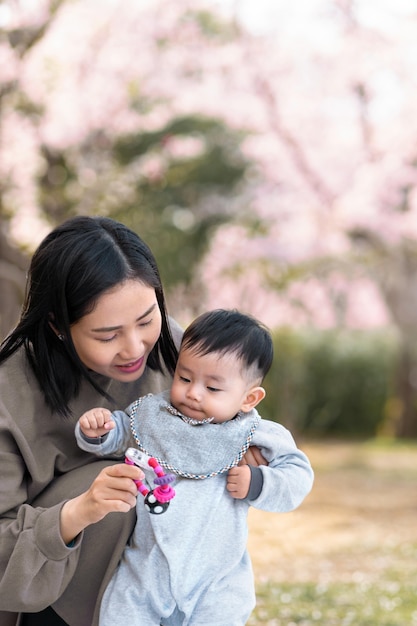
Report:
238,445,267,467
86,464,144,517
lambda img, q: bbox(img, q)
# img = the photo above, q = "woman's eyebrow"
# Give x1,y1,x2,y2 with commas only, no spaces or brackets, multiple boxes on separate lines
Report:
91,303,157,332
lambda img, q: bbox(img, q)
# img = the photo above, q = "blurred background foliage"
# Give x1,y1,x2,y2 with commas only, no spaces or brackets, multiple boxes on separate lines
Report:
2,0,417,439
37,113,255,306
263,328,400,438
0,0,260,327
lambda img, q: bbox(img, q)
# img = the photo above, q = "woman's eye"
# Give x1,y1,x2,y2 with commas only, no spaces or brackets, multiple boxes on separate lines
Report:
139,318,152,327
99,335,117,343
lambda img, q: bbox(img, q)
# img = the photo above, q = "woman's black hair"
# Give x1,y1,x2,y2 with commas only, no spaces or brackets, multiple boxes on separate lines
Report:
0,216,178,417
181,309,273,381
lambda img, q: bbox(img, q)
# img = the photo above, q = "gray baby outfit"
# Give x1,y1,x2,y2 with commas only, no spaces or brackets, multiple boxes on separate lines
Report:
76,390,313,626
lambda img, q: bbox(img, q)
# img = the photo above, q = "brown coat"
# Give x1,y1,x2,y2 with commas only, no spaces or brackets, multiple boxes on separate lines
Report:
0,322,182,626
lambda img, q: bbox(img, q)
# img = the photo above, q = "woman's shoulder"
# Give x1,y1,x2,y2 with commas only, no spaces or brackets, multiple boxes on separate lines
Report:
0,346,48,432
0,345,34,387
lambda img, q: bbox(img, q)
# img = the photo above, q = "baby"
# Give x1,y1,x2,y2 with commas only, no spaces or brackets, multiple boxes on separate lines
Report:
76,309,314,626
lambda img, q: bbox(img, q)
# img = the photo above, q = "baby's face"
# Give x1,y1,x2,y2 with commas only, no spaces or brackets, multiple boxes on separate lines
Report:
170,347,252,423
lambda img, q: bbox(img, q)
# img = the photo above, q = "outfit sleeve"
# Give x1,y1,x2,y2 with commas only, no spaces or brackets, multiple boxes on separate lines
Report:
75,410,132,457
245,419,314,513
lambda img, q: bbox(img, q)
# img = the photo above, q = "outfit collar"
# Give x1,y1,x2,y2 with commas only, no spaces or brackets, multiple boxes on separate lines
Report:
163,400,245,426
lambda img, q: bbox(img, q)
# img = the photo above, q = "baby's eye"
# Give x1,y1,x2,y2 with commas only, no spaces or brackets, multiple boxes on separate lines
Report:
207,386,221,392
179,376,191,383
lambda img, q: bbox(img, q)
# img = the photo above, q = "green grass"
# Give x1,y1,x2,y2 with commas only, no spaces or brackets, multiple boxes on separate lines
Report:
246,440,417,625
248,562,417,625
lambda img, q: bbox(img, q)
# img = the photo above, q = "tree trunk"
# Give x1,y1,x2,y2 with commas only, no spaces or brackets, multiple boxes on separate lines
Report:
0,230,28,340
396,347,417,438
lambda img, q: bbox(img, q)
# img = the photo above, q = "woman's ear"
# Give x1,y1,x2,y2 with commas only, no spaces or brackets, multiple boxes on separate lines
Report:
48,318,65,341
240,386,266,413
48,319,59,334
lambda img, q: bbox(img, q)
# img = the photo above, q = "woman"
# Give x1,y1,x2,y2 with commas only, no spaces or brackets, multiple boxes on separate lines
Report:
0,216,264,626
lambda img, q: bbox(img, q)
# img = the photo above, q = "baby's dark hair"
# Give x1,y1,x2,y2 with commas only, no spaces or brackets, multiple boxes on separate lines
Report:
181,309,273,383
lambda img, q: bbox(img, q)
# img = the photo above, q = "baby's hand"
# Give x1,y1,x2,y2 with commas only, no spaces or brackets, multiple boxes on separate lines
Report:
79,408,115,439
226,465,251,499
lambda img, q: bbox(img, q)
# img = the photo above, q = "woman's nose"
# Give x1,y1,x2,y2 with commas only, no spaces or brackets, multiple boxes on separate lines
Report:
119,332,143,360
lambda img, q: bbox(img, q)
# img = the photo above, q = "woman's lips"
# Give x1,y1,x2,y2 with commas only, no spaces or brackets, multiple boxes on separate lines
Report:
116,356,144,374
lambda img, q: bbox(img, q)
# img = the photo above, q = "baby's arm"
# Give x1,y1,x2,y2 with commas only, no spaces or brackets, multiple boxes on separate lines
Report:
240,421,313,512
78,407,116,439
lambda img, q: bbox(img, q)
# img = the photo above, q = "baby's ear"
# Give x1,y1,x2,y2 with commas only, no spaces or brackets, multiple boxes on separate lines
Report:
240,386,266,413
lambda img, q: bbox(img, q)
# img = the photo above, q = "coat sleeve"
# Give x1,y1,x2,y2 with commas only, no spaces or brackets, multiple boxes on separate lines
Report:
0,500,80,612
0,402,134,615
247,420,314,513
0,418,135,617
0,416,82,612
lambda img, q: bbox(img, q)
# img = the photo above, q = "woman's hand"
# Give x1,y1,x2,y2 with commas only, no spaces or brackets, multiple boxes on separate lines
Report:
60,463,143,544
239,445,268,467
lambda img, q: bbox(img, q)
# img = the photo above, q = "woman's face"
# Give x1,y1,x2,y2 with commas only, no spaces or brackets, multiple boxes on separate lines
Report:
70,279,162,381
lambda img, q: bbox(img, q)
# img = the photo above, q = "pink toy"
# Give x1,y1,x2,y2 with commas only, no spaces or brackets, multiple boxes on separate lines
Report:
125,447,176,515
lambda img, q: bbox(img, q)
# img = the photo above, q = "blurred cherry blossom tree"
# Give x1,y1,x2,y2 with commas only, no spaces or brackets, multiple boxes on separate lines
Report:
2,0,417,434
0,0,259,327
204,0,417,435
0,0,66,336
